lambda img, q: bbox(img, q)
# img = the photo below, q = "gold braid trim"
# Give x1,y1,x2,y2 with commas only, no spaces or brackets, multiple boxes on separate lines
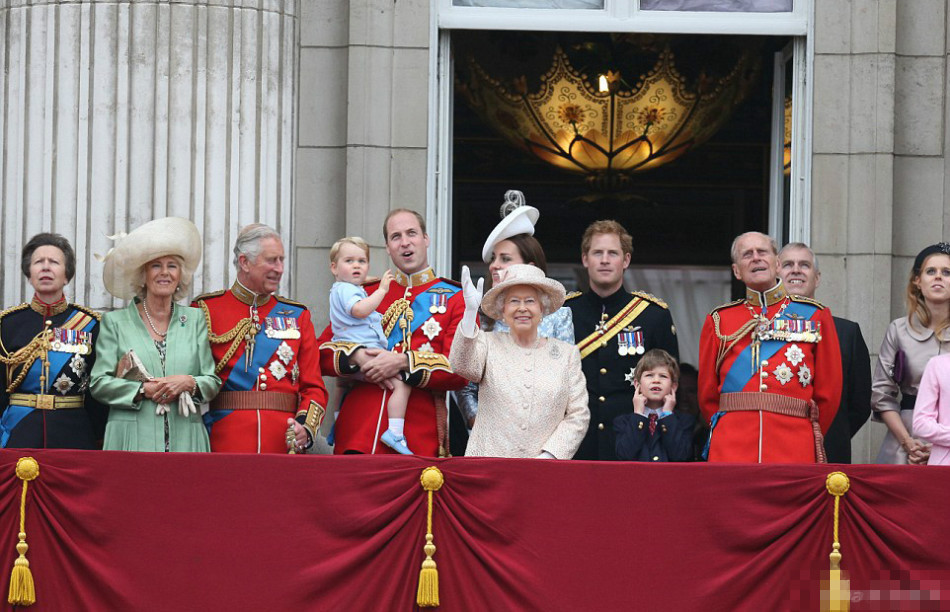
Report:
712,310,759,372
197,301,255,374
381,297,412,338
0,329,53,393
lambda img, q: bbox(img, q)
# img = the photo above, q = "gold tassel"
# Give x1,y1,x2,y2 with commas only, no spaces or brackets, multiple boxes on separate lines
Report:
822,471,850,612
8,457,40,607
417,466,444,608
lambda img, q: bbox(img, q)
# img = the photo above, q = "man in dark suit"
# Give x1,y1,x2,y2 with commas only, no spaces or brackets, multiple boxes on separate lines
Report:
779,242,871,463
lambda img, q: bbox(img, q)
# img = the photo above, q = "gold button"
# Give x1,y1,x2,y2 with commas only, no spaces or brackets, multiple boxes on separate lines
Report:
638,422,644,430
599,396,605,403
600,368,607,375
760,384,768,391
601,341,607,347
597,423,605,431
653,456,660,461
260,383,267,390
761,360,768,366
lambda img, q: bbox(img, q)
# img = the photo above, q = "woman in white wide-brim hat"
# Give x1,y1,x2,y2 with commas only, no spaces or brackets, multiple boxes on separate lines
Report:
90,217,221,452
450,263,589,459
454,190,575,442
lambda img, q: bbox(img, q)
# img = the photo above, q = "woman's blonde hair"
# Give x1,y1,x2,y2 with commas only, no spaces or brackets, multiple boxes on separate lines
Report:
906,253,950,338
135,255,190,302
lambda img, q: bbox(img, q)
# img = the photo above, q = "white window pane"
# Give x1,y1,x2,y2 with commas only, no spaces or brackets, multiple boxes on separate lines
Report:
452,0,603,8
640,0,792,11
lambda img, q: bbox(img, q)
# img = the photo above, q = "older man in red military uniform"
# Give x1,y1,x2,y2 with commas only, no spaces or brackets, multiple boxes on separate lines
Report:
698,231,842,463
193,224,327,453
318,209,468,456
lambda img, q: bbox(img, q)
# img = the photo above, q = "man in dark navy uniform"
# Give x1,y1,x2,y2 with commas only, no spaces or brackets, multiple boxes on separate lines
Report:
566,220,679,460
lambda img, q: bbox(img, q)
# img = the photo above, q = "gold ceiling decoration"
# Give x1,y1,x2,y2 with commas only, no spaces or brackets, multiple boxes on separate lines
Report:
459,45,759,191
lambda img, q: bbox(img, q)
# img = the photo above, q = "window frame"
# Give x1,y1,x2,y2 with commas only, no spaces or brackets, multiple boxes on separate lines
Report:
426,0,814,273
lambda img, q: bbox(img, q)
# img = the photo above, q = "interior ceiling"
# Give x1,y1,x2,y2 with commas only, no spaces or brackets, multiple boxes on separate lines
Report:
451,31,790,271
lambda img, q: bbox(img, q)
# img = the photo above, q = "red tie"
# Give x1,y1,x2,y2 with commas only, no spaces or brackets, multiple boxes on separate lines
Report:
648,413,658,435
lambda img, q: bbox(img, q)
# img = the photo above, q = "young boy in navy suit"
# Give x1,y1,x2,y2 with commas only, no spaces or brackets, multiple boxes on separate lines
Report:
614,349,695,462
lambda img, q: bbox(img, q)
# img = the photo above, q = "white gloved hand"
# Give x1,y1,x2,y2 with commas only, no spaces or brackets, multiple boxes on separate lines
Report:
178,392,197,418
460,265,484,335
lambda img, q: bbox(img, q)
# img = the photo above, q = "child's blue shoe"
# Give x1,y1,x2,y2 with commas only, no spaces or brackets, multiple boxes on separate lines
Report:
381,430,413,455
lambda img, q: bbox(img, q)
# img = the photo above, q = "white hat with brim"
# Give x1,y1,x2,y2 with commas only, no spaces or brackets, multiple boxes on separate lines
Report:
101,217,203,300
481,264,566,320
481,205,540,263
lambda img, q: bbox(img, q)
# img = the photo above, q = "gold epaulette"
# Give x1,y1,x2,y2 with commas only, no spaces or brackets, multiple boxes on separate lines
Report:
564,291,582,301
0,303,29,320
789,294,826,309
193,289,226,303
275,295,308,309
70,303,102,321
708,298,745,316
631,290,668,309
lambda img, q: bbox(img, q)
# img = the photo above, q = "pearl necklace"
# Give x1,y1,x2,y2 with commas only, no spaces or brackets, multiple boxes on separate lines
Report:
142,301,170,338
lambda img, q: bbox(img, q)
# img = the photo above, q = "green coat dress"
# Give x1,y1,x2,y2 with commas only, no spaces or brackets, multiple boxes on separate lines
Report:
91,300,221,452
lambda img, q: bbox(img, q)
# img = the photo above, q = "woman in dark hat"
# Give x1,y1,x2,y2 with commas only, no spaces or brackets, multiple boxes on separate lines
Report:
872,242,950,464
0,233,107,448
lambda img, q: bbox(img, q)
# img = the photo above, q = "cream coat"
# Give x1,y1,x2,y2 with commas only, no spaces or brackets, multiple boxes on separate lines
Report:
450,328,589,459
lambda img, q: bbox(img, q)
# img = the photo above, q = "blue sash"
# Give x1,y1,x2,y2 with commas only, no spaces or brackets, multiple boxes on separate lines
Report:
387,282,459,351
2,310,97,447
210,301,305,433
222,302,304,392
721,301,818,394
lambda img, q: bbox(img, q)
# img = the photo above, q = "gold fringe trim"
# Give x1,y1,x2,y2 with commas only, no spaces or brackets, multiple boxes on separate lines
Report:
822,471,850,612
8,457,39,606
417,467,444,608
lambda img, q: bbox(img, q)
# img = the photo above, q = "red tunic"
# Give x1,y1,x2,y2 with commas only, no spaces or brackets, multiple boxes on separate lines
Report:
698,282,842,463
194,284,327,453
318,267,468,456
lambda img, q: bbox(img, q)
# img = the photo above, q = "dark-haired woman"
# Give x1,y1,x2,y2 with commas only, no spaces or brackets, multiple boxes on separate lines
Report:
455,191,574,434
0,233,107,448
872,242,950,465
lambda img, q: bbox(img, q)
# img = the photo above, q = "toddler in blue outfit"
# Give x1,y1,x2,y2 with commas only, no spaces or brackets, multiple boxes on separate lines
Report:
329,237,412,454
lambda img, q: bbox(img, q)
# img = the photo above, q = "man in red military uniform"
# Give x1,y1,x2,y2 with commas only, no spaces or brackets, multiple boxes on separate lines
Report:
698,231,842,463
193,224,327,453
318,209,468,456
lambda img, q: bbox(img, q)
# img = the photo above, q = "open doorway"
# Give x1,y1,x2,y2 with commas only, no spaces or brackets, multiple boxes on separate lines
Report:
449,31,793,364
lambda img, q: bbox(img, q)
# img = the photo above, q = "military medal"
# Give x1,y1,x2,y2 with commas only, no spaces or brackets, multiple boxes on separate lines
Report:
617,333,628,356
594,310,608,335
429,294,447,314
634,330,645,355
265,316,300,339
422,318,443,341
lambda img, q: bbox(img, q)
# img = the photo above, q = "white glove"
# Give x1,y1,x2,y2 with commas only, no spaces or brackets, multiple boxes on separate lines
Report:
178,392,198,418
535,451,555,460
155,403,169,416
460,265,484,335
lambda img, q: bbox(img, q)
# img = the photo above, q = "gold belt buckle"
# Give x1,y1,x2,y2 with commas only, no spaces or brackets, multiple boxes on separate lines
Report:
36,394,56,410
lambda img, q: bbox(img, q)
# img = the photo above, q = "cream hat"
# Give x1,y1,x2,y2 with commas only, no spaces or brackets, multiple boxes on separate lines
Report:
101,217,202,300
481,264,566,320
481,190,540,263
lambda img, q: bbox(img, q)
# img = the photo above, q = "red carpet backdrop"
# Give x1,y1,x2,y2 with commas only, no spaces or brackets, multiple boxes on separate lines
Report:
0,451,948,611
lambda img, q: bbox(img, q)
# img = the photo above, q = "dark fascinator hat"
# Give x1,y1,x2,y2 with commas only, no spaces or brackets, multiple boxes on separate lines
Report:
913,242,950,274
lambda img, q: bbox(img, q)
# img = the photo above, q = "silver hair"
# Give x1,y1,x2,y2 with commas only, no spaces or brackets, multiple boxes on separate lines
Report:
730,231,778,265
134,255,191,302
233,223,282,269
495,286,553,318
778,242,819,272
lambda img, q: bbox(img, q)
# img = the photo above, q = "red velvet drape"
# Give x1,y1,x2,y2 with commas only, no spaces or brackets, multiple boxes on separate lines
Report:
0,451,948,611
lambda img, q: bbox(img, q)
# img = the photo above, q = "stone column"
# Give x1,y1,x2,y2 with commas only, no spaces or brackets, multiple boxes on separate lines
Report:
0,0,296,309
